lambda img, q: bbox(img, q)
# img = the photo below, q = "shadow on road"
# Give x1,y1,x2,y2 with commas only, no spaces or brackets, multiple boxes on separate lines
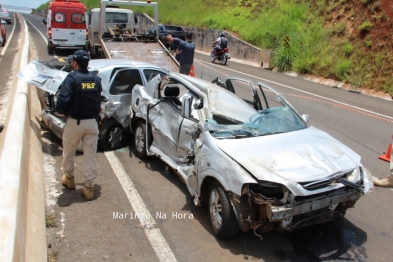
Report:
57,184,102,207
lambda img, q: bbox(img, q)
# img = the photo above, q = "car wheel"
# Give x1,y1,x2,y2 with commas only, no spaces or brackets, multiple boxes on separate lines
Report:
210,51,216,62
98,119,124,151
47,43,54,55
221,55,227,65
134,120,152,158
208,182,239,238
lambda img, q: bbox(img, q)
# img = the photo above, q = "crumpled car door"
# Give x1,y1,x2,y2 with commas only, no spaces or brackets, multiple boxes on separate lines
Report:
149,101,182,160
176,96,199,162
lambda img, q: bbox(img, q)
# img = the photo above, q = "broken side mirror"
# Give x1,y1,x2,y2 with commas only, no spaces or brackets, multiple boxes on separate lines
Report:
182,96,193,119
193,98,203,109
42,19,47,25
302,114,309,123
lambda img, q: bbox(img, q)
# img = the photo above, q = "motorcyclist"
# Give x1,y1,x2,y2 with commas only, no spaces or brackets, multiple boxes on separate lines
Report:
213,32,228,56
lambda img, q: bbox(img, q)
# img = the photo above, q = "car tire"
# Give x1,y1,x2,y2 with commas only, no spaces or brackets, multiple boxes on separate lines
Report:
210,51,216,62
134,120,152,158
221,55,227,65
47,44,54,55
98,119,125,151
208,182,239,238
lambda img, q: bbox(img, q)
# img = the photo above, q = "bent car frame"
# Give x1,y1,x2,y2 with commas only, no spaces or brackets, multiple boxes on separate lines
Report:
131,73,373,238
17,59,169,151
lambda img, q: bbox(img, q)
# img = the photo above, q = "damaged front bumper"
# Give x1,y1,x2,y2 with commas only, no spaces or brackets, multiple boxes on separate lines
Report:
232,185,368,233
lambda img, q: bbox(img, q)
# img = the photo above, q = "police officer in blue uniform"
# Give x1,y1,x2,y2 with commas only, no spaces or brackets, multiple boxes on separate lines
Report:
56,50,102,200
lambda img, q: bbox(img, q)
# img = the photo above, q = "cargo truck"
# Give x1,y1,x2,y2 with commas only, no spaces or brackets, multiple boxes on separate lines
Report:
88,0,179,72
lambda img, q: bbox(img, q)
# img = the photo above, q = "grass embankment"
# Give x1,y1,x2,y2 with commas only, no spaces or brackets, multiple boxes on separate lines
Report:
35,0,393,95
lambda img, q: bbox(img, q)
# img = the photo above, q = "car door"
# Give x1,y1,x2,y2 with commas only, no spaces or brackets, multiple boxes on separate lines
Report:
149,98,182,161
107,68,143,106
141,68,169,83
225,77,262,110
176,95,200,162
149,80,197,162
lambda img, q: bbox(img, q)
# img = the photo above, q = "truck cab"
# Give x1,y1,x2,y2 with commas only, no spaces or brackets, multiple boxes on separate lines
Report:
88,7,136,57
43,0,88,55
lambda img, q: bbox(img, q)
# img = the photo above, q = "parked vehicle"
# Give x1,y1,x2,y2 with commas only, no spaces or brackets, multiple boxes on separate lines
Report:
131,72,373,239
18,59,169,151
42,0,88,55
145,24,186,48
87,0,178,73
0,12,6,47
210,43,230,65
0,9,11,24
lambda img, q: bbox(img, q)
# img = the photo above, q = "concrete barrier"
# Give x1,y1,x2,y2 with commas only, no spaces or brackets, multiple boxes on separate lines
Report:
0,14,47,261
136,13,271,68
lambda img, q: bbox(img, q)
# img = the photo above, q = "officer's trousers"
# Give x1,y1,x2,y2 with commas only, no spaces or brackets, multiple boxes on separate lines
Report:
62,118,99,187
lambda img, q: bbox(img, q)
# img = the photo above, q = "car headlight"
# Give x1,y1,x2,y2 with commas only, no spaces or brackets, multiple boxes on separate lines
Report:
346,168,361,183
248,181,289,204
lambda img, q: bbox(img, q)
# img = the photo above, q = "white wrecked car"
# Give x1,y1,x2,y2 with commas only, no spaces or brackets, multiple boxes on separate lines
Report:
17,59,169,151
131,73,373,238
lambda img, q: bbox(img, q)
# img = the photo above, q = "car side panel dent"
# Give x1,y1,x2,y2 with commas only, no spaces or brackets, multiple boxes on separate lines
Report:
195,136,256,197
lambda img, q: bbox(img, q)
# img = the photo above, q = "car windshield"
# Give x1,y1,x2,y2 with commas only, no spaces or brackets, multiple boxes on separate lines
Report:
205,86,307,138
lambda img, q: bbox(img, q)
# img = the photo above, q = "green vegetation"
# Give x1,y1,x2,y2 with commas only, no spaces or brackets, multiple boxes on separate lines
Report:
45,214,58,228
358,21,373,33
35,0,393,95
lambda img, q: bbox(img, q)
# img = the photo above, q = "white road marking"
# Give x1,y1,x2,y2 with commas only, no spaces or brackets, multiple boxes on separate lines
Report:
105,151,177,262
23,14,58,58
0,12,17,60
195,58,393,121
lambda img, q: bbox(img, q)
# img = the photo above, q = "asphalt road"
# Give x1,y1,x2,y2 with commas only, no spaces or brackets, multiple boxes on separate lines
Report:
5,12,392,262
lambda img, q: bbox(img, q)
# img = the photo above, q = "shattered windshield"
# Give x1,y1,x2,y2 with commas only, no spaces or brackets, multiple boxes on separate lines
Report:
206,105,307,139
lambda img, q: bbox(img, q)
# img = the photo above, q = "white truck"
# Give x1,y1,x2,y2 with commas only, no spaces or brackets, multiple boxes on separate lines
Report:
88,0,178,72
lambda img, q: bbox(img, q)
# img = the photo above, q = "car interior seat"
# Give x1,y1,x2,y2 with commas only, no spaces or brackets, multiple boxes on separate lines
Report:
164,86,182,107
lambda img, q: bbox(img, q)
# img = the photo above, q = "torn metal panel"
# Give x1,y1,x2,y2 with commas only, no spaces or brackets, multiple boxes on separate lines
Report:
17,60,68,94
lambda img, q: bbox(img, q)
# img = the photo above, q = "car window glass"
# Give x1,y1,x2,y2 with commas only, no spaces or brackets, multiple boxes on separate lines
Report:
109,69,143,95
143,69,167,83
105,12,128,23
72,13,85,24
54,13,66,23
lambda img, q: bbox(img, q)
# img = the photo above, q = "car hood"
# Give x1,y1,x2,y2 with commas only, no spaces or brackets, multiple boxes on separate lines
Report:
215,126,361,182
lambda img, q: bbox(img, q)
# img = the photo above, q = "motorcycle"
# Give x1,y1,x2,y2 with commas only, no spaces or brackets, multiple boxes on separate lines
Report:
210,44,230,65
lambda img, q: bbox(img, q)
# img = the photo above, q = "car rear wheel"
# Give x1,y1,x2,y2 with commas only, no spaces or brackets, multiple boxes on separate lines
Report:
134,120,152,158
208,182,239,238
210,51,216,62
98,119,124,151
47,43,54,55
221,55,227,65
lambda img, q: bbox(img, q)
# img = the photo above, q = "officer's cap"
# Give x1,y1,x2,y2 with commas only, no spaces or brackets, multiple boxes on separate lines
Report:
72,50,90,61
66,55,74,63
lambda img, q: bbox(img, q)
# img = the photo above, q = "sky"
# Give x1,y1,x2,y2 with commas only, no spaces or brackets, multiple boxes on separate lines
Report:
1,0,47,10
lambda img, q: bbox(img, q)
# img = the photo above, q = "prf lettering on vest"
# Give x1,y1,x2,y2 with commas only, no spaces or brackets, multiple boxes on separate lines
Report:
81,82,96,90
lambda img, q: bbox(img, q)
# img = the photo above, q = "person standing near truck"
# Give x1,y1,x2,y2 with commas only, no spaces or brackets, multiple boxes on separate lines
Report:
55,50,102,200
176,31,195,75
165,33,182,62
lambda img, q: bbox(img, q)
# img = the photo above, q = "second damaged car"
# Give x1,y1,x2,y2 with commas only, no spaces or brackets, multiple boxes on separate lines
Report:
131,73,373,239
18,59,169,151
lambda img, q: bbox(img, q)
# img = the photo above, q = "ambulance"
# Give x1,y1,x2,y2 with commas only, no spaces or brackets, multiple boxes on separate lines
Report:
43,0,88,55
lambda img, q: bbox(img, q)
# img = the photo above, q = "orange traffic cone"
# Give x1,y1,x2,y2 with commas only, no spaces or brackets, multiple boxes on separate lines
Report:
189,64,195,77
379,135,393,162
